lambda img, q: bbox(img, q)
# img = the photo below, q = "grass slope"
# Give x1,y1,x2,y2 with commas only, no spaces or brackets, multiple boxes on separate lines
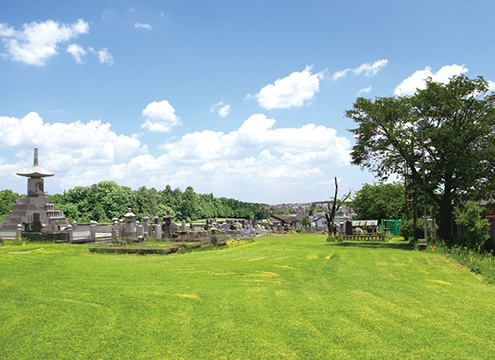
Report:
1,236,495,359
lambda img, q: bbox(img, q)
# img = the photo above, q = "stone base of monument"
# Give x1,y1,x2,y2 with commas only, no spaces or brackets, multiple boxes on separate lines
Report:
21,231,71,243
89,246,180,255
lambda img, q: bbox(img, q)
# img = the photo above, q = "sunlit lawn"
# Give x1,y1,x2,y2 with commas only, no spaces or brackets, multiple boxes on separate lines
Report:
1,235,495,359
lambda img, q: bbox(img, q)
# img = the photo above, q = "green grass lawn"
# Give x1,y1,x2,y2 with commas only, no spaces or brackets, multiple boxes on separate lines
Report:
1,236,495,359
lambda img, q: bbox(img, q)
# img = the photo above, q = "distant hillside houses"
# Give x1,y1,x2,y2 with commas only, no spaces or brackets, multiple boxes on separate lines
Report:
268,202,357,232
267,202,355,216
268,202,355,216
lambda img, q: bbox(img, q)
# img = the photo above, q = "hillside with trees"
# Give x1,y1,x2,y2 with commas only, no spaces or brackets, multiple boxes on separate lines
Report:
0,182,269,223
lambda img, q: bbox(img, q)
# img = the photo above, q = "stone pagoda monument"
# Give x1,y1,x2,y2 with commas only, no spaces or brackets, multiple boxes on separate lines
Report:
0,148,67,231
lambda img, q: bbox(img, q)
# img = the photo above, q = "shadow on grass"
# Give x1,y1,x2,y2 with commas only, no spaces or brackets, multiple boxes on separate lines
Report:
327,241,415,251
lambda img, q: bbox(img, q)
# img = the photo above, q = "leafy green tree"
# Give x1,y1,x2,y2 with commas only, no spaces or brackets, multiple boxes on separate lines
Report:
253,204,269,220
133,186,159,220
309,203,318,216
454,201,491,251
177,186,202,221
90,203,108,223
347,75,495,242
62,186,96,222
352,182,405,221
19,181,269,224
0,189,21,222
198,193,217,219
301,216,311,227
97,181,135,220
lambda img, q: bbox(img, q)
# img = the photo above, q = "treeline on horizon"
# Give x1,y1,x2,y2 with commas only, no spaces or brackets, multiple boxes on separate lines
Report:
0,181,269,224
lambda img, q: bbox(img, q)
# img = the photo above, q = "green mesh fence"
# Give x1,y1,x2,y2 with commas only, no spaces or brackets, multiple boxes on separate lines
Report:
381,219,401,236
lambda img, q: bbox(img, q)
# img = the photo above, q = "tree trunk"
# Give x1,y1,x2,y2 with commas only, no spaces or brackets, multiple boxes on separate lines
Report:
326,177,339,235
438,196,454,244
413,191,418,240
405,178,411,221
326,177,351,235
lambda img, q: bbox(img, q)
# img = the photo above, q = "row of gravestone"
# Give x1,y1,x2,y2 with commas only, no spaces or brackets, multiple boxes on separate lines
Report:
84,209,263,244
7,207,301,243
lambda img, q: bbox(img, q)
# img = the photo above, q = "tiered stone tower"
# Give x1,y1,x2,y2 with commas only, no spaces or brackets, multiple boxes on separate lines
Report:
0,148,67,231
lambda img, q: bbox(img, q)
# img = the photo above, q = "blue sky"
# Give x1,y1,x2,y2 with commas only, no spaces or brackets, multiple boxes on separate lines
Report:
1,0,495,204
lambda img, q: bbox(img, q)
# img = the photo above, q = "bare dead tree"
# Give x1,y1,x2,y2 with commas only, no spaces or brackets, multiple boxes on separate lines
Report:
325,177,351,235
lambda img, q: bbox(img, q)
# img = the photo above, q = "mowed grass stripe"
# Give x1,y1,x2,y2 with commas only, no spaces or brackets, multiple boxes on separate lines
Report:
1,236,495,359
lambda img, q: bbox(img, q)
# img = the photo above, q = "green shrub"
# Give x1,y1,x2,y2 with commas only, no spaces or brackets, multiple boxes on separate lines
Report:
400,219,425,242
454,201,491,252
326,233,342,242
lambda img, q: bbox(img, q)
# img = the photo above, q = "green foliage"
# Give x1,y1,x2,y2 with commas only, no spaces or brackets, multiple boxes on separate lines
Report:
400,218,425,242
178,186,202,221
454,201,491,251
3,181,266,224
45,182,268,223
352,182,405,220
49,181,135,223
0,189,21,222
347,75,495,241
301,216,311,227
135,186,158,221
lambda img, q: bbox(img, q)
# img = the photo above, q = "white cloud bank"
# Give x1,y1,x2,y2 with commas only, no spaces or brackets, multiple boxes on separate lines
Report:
254,66,325,109
0,19,89,65
141,100,181,132
0,112,352,203
394,64,469,96
0,112,144,191
0,112,142,160
159,113,350,165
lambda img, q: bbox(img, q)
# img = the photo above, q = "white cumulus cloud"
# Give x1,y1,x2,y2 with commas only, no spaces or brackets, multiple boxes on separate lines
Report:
88,46,114,65
210,101,231,118
141,100,181,132
332,59,388,80
394,64,469,96
218,105,230,118
66,43,86,63
0,19,89,65
254,66,325,109
97,47,113,65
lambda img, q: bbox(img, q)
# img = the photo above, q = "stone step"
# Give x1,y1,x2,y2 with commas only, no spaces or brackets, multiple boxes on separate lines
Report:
0,223,20,230
3,216,22,225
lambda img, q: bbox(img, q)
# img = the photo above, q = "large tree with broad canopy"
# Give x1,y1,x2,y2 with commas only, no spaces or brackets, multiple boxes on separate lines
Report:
346,75,495,242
